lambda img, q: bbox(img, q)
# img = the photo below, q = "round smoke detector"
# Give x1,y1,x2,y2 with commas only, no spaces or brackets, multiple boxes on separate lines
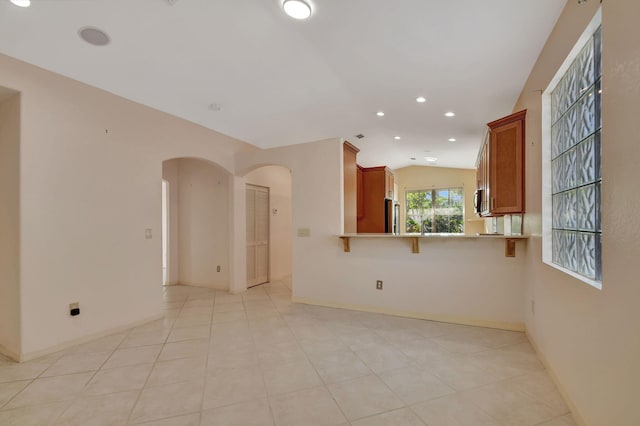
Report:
78,27,110,46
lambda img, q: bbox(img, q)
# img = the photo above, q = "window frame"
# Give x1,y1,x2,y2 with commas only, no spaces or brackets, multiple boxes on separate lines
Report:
541,8,602,289
405,187,465,235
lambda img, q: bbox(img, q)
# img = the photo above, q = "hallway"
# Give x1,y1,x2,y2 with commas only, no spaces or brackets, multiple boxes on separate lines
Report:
0,283,574,425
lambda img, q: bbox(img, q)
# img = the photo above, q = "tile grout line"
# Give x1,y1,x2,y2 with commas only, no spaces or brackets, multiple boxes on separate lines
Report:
197,288,217,424
125,292,187,425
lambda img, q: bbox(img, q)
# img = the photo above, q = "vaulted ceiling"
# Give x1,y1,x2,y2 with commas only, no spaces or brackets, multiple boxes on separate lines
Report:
0,0,566,169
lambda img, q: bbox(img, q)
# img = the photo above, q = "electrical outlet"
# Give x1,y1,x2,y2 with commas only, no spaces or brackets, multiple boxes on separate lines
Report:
531,300,535,316
376,280,383,290
217,265,221,272
69,302,80,316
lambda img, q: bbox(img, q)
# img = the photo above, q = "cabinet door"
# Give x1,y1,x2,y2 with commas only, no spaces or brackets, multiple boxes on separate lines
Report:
385,170,394,199
358,167,387,233
357,167,364,219
343,143,358,233
489,118,524,214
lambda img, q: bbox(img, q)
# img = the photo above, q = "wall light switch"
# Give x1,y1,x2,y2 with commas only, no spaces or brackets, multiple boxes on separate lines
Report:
145,228,152,239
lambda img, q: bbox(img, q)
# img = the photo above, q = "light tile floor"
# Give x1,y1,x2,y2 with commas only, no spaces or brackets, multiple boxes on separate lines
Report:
0,282,576,425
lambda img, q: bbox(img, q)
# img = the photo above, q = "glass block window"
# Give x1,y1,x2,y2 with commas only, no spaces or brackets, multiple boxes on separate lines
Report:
405,188,464,234
550,26,602,283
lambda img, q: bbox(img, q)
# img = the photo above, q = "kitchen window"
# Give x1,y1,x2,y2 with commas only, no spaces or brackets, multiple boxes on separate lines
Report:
405,188,464,234
542,9,602,288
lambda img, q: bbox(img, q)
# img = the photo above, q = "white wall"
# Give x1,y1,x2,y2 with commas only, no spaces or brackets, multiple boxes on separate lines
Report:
177,158,230,290
238,139,527,329
515,1,640,424
245,165,292,281
0,53,254,359
395,165,484,235
0,92,21,358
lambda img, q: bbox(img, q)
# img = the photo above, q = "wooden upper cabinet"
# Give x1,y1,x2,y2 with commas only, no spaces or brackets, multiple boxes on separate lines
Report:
357,166,394,233
477,110,526,216
357,165,364,219
343,142,359,233
385,169,395,200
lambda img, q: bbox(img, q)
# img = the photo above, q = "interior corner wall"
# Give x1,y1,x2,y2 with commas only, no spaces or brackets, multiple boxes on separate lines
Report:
516,1,640,424
0,92,21,359
394,165,484,235
245,165,293,281
162,160,180,285
176,158,230,290
0,53,253,358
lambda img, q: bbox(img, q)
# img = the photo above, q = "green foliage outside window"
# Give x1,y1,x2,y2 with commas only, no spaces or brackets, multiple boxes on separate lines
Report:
405,188,464,234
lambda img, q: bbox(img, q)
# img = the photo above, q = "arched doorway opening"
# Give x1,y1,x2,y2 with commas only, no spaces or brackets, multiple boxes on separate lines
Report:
244,165,293,291
162,157,232,290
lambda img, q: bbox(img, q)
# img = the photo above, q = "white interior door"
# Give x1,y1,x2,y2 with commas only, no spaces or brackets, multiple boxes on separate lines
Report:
246,184,269,287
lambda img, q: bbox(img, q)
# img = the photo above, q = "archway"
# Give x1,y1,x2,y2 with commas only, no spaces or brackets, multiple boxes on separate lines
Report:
162,157,233,291
244,165,293,291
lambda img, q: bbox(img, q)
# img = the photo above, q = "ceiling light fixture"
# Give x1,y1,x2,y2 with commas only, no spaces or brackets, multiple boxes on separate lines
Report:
394,136,401,140
376,111,385,117
78,27,111,46
283,0,312,19
10,0,30,6
416,96,426,103
448,138,456,142
444,112,455,117
425,156,438,162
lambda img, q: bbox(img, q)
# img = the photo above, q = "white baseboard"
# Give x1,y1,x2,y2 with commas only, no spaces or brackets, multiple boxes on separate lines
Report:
15,314,164,363
292,296,525,331
174,281,229,291
526,331,587,426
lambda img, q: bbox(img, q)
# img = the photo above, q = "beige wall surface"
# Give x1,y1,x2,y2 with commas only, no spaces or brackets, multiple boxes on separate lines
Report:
0,93,21,357
245,165,293,281
515,1,640,424
0,53,254,358
177,158,230,289
395,165,484,235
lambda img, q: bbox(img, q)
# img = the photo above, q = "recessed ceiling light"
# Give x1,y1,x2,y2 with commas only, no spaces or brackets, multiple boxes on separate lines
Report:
283,0,312,19
416,96,426,103
448,138,456,142
10,0,30,6
376,111,385,117
444,112,455,117
394,136,401,140
424,156,438,162
78,27,111,46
